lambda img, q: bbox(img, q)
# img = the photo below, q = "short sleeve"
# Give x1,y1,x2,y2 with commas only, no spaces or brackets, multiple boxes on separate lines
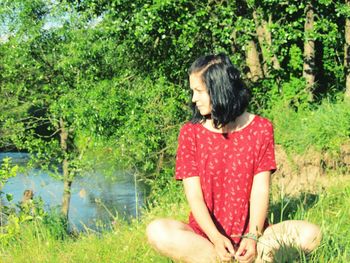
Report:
254,121,277,175
175,123,198,180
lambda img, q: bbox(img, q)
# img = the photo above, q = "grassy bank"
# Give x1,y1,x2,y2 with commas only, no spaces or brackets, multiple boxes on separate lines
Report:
1,99,349,262
1,175,349,262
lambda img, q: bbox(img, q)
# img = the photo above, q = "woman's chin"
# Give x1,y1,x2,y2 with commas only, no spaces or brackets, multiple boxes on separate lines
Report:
200,113,211,118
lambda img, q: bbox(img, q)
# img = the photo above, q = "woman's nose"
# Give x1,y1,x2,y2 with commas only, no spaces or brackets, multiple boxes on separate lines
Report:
192,92,197,103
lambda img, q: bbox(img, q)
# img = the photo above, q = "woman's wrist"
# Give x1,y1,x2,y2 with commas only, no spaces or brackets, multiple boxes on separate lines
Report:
208,231,224,243
244,232,260,241
248,225,263,239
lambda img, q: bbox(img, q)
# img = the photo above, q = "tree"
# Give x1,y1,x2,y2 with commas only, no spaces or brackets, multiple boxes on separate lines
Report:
0,0,110,220
245,39,264,81
252,9,280,76
345,0,350,98
1,0,190,220
303,1,316,99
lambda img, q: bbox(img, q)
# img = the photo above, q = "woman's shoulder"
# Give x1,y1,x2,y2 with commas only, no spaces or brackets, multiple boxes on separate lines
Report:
252,115,274,128
179,121,200,135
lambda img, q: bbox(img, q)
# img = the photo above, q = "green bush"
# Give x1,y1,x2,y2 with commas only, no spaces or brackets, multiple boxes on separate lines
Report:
265,97,350,154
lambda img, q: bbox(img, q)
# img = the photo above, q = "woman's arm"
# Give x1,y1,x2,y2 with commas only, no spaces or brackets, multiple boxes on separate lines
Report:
249,170,270,236
183,176,235,261
235,171,271,262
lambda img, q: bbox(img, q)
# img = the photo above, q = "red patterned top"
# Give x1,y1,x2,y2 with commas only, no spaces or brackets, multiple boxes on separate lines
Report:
175,115,276,245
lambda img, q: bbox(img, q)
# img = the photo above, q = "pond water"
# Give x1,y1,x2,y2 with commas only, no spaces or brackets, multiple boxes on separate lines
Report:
0,152,147,231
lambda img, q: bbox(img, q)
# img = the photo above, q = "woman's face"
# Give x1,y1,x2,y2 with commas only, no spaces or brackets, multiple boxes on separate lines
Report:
190,73,211,116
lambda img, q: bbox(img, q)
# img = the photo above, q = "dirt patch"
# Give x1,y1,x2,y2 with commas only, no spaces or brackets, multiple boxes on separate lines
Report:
272,143,350,195
340,141,350,167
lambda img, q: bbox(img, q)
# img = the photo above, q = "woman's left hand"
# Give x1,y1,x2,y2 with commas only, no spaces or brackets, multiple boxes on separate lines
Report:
234,238,257,263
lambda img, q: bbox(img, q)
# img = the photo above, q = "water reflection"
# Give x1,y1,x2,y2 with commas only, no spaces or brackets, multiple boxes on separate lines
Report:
0,152,146,231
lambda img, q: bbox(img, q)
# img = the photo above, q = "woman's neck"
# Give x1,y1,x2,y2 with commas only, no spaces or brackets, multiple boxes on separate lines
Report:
203,112,254,133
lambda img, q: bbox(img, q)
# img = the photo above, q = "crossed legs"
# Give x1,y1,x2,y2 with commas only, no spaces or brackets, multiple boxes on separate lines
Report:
146,219,322,263
146,219,219,263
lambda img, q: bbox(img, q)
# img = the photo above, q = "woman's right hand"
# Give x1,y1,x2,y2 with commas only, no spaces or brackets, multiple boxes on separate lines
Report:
210,233,235,262
184,177,235,261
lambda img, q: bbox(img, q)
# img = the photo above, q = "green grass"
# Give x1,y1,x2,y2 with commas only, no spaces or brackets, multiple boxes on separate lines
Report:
269,177,350,262
305,181,350,262
1,176,349,263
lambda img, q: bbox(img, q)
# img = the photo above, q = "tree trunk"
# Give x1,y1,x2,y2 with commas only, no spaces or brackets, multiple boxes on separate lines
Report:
253,10,280,76
245,40,264,81
345,0,350,98
303,2,315,99
155,151,164,175
60,117,71,220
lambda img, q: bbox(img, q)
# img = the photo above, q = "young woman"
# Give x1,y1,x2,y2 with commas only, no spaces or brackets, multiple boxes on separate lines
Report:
147,54,321,263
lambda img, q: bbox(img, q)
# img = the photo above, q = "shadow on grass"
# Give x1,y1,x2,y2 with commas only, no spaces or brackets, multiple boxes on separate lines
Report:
269,192,319,223
273,245,306,263
264,192,320,262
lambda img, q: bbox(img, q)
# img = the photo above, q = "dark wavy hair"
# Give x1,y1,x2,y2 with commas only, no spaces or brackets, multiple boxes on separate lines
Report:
188,53,251,128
